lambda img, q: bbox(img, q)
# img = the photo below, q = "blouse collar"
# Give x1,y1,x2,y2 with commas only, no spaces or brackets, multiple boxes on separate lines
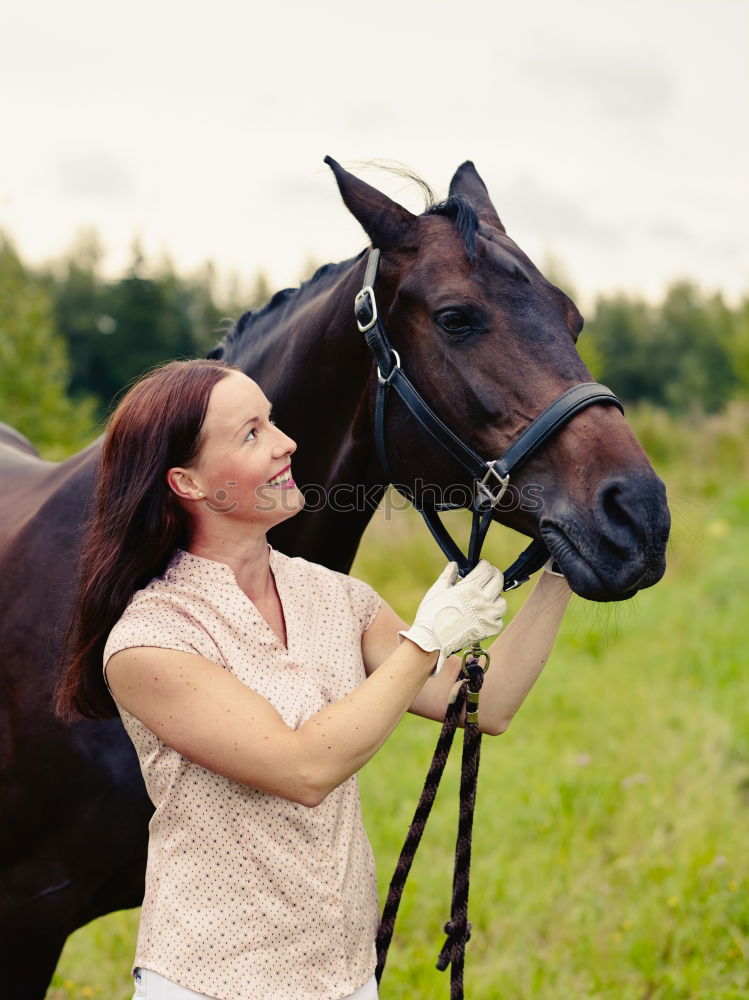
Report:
170,544,280,582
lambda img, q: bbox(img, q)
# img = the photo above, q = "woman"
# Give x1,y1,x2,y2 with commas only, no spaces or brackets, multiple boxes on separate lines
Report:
56,358,571,1000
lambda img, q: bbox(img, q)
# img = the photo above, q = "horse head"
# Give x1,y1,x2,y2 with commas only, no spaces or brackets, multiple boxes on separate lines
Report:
324,157,670,601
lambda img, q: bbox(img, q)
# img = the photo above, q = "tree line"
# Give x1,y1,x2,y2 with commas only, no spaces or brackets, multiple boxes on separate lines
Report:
1,231,747,457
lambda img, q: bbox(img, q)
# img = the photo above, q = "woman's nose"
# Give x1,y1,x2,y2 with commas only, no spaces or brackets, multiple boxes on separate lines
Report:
273,427,296,456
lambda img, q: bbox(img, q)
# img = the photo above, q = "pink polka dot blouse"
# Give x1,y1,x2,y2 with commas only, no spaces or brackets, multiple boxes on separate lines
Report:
103,547,383,1000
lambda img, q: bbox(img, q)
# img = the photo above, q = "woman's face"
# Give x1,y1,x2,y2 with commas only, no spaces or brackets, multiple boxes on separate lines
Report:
183,371,304,530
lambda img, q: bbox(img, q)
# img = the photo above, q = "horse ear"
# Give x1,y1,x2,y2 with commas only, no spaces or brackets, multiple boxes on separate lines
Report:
324,156,417,251
448,161,506,233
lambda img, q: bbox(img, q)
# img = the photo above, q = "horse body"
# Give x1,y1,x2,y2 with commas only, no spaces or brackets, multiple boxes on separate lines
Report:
0,433,153,993
0,160,669,996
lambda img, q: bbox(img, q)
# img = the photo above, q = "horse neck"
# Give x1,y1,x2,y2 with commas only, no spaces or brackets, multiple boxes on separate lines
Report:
226,256,385,570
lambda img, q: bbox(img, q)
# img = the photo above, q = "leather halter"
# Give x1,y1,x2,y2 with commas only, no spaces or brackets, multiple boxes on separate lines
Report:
354,248,624,588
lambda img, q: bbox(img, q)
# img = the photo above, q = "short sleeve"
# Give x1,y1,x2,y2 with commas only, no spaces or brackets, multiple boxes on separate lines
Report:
103,592,223,697
330,571,382,635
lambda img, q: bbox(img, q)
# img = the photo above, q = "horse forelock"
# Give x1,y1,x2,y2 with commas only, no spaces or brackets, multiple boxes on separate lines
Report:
331,159,481,262
424,196,480,261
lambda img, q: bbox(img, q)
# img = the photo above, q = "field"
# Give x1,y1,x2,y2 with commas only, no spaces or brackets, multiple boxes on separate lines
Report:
44,404,749,1000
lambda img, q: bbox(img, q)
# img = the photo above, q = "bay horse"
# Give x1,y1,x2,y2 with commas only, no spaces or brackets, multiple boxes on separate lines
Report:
0,158,669,997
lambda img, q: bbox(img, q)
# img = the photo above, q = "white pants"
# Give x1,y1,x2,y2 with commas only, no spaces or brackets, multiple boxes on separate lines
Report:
132,966,378,999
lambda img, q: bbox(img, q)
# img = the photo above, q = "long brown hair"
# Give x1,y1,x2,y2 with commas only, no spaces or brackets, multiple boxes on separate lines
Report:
54,358,239,722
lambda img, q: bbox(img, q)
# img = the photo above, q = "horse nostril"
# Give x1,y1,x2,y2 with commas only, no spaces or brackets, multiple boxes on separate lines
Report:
595,473,669,555
598,480,635,533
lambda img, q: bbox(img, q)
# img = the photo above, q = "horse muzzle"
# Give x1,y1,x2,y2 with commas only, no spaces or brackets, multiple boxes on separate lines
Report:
540,471,671,601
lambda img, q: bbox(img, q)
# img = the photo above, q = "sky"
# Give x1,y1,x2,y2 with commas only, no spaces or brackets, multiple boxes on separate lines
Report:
1,0,747,311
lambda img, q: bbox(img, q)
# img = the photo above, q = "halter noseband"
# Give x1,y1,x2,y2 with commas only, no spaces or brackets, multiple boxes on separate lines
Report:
354,248,624,588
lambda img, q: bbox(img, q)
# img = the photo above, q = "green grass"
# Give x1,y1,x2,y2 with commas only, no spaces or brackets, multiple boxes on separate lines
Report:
45,406,749,999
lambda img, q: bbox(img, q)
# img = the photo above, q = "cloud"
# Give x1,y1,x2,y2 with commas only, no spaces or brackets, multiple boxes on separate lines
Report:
646,219,696,242
59,150,132,200
496,173,618,245
272,173,333,203
644,220,745,260
525,41,673,121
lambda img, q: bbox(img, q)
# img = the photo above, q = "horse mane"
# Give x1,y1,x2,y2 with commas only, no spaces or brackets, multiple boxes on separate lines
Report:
208,254,366,358
208,167,480,358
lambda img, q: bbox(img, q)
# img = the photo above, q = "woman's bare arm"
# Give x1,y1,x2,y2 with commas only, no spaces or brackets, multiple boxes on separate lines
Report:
105,635,437,809
467,571,571,734
361,571,571,735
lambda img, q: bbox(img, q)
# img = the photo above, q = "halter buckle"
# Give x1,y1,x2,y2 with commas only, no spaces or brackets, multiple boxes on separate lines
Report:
476,461,510,509
355,286,378,333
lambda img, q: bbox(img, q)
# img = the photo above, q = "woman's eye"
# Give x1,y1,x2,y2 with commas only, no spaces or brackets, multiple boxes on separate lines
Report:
245,414,274,441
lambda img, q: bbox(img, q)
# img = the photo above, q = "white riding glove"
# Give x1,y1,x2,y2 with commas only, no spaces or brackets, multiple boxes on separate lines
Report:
399,560,507,673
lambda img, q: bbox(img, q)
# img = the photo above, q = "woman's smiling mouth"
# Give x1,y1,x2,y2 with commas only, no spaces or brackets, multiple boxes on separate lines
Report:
266,466,295,489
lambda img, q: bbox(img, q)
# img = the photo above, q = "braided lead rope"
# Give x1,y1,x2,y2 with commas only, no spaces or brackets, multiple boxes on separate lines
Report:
375,684,467,982
436,661,486,999
376,652,488,1000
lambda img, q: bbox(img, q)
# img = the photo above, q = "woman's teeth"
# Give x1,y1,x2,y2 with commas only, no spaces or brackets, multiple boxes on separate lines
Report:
267,470,292,487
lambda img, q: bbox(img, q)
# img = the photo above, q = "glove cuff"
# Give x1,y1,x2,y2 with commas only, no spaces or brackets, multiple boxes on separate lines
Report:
398,628,447,675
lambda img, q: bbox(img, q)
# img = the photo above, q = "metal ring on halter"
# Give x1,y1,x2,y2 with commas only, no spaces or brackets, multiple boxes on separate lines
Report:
355,286,378,333
377,349,402,384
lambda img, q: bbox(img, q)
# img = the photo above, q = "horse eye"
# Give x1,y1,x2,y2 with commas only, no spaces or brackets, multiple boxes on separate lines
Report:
435,309,474,335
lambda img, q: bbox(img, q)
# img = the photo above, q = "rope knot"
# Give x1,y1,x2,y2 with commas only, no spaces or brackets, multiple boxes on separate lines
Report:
463,659,485,692
436,919,472,971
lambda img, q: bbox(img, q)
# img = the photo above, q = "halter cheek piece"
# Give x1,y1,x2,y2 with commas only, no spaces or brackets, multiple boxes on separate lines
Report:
355,248,624,586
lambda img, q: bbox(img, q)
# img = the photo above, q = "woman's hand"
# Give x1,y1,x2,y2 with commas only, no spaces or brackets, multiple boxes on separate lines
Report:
363,566,571,735
398,560,507,672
